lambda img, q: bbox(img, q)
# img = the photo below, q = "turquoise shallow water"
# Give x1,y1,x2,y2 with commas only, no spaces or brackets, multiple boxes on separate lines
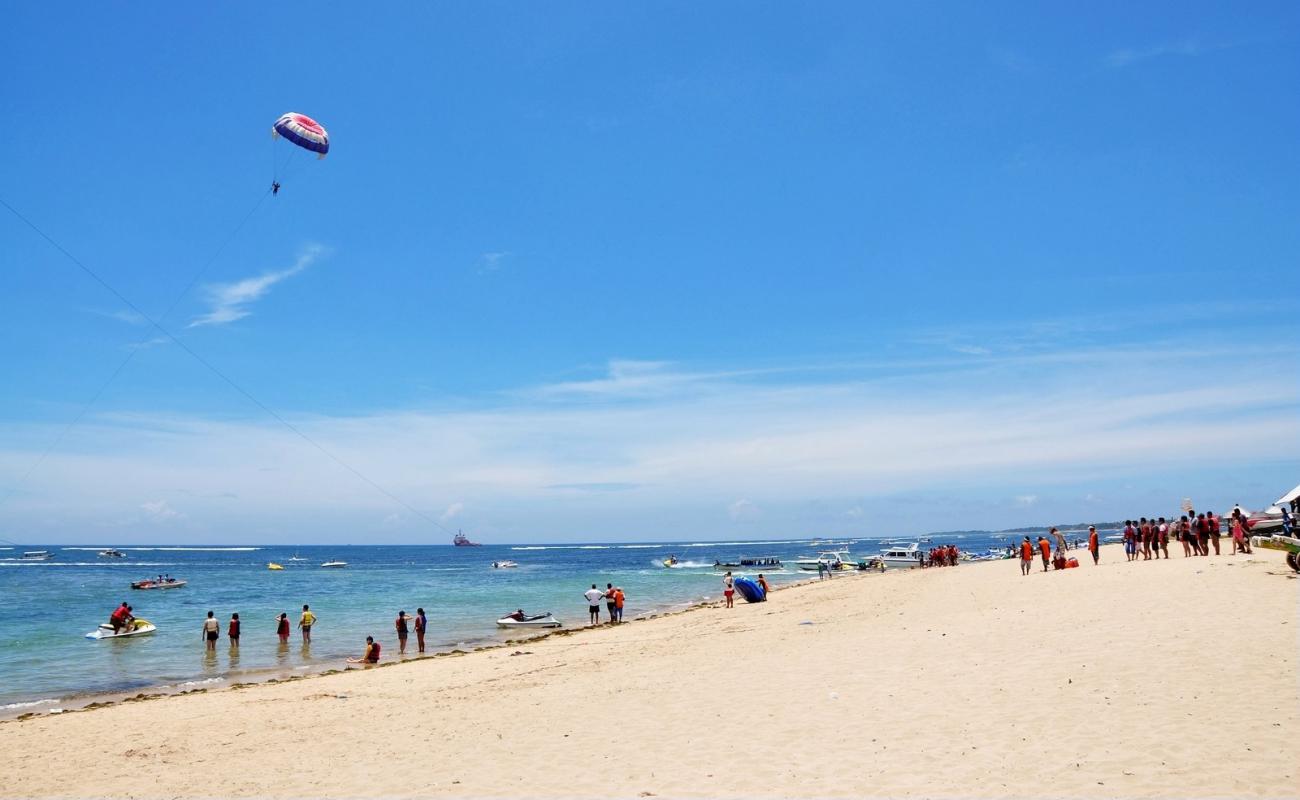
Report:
0,536,1014,710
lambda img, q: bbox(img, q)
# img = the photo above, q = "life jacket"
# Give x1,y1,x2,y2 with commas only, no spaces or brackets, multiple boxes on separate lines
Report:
368,642,380,663
396,617,408,634
229,619,240,637
277,619,290,635
111,606,128,622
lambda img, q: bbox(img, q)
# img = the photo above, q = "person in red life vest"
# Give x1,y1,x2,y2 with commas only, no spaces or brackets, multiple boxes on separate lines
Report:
109,601,130,634
348,636,380,664
1019,537,1034,576
1122,520,1136,562
414,607,427,653
1206,510,1222,555
276,612,291,643
1037,535,1052,573
228,613,240,647
1139,517,1151,560
395,610,411,654
1052,550,1067,571
1195,513,1210,556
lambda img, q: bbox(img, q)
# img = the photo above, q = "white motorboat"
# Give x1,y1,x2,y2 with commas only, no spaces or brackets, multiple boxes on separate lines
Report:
320,560,348,568
492,560,519,569
496,612,562,629
86,618,157,639
131,578,187,590
19,550,54,561
98,549,127,558
793,550,850,571
878,542,924,569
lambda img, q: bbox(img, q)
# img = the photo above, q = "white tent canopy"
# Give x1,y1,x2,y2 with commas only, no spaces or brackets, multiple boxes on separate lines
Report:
1276,483,1300,507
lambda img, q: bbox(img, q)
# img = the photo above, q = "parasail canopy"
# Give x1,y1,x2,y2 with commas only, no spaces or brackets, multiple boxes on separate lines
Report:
272,112,329,158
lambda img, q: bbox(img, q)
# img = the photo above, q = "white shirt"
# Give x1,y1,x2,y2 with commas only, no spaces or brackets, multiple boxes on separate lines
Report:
584,588,604,605
203,618,219,633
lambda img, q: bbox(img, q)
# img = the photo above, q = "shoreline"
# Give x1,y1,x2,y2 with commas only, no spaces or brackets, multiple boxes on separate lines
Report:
1,569,836,722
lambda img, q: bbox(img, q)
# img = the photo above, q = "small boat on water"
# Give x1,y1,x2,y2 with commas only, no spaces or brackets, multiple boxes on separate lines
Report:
714,555,782,570
19,550,54,561
287,552,308,561
492,560,519,569
86,618,156,639
496,612,562,629
878,542,924,569
320,560,348,568
98,549,127,558
267,562,284,571
131,578,187,590
794,550,850,571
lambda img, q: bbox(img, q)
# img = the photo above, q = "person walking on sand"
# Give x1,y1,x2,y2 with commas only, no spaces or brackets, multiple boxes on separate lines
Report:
605,582,618,624
299,604,316,642
395,610,411,654
276,612,291,643
723,571,735,608
1020,537,1033,576
1087,526,1100,565
228,613,240,647
202,611,220,651
1037,535,1051,573
414,607,427,653
583,584,604,625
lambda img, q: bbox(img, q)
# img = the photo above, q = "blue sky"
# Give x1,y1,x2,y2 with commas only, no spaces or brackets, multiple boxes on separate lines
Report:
2,3,1297,544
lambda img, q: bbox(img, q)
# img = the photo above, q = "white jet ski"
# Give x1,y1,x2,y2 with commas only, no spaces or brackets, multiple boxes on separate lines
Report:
86,618,157,639
495,612,562,629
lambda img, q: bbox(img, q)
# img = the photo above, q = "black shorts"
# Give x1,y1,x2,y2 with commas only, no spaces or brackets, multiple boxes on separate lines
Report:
206,631,219,641
588,605,600,613
397,631,408,640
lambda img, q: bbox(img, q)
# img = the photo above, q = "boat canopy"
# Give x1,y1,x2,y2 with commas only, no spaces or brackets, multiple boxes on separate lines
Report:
1276,483,1300,507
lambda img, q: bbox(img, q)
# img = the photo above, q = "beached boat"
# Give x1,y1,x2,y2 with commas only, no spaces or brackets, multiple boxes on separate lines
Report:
453,530,482,547
878,542,924,569
495,612,562,629
19,550,54,561
793,550,850,571
130,578,187,590
97,549,127,558
492,560,519,569
320,560,348,568
267,562,284,570
85,618,156,639
713,556,783,570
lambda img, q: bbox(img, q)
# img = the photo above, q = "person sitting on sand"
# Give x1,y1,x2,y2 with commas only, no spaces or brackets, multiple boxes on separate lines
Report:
348,636,380,664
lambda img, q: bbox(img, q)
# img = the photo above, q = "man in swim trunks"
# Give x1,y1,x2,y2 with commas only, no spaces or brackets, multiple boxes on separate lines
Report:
299,604,316,642
1020,537,1033,576
723,571,735,608
583,584,604,625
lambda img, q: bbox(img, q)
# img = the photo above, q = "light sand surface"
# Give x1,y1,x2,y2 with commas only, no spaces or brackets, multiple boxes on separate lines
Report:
2,544,1296,798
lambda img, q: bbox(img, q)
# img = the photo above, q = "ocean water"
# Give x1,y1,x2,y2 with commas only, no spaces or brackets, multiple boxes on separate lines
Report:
0,535,1022,711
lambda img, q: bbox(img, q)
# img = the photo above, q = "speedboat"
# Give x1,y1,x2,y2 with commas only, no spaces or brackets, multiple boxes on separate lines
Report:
19,550,54,561
131,578,187,589
496,612,562,629
492,560,519,569
320,560,348,568
878,542,923,569
794,550,850,571
267,562,284,571
98,549,127,558
86,618,156,639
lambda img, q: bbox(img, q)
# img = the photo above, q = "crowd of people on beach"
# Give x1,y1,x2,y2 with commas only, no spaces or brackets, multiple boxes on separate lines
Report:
583,583,626,623
923,545,961,567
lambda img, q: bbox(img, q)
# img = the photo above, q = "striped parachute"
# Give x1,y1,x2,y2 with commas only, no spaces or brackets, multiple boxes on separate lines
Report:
272,112,329,159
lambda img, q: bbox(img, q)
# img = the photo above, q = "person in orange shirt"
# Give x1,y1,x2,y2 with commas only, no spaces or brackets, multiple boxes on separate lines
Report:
1019,537,1034,576
1037,535,1052,572
1087,525,1100,565
613,587,625,623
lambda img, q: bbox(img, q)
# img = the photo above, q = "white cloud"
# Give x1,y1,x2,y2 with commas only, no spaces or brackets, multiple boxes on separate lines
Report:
1014,495,1039,508
477,251,509,274
1104,39,1238,69
440,502,464,522
844,506,865,519
728,499,760,521
140,499,183,523
189,245,324,328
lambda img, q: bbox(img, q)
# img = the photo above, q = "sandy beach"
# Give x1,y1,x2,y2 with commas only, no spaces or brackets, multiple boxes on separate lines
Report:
2,543,1295,798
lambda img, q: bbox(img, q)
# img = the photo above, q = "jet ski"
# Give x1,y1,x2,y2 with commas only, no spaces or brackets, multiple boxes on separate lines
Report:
492,560,519,569
495,612,562,629
662,555,679,568
86,618,157,639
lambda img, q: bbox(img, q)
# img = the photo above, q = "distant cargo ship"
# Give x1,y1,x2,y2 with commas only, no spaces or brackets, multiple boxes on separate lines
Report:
452,530,482,547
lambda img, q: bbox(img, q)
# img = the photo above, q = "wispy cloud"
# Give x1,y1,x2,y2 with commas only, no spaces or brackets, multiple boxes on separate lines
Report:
1014,494,1039,508
1104,38,1238,69
476,251,510,274
140,499,184,523
728,499,760,521
189,245,324,328
440,502,464,522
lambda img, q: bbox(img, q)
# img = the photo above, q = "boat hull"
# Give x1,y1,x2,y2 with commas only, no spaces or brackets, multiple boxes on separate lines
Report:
86,621,157,639
496,615,562,629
